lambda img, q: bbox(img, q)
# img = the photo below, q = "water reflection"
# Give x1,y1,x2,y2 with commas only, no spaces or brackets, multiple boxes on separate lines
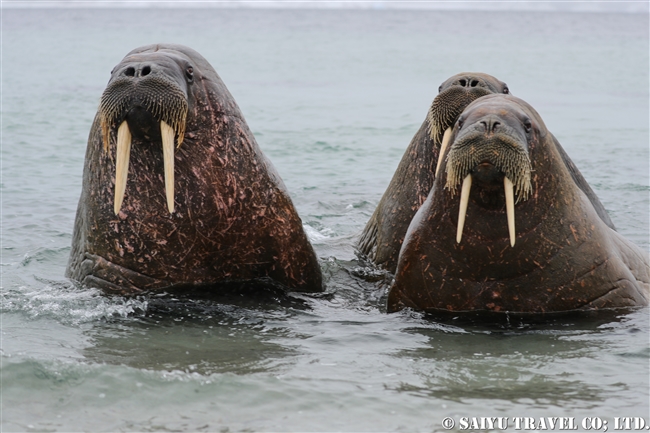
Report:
80,258,390,375
82,286,315,375
389,310,649,408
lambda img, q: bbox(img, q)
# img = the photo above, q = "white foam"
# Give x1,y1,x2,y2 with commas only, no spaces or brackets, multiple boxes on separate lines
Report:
2,284,149,325
303,224,334,243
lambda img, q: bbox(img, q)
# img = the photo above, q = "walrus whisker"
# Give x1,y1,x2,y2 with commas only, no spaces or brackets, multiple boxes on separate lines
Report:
161,120,175,214
445,134,532,203
435,127,452,176
98,75,187,214
456,174,472,244
98,75,188,153
504,176,516,247
114,120,132,215
427,86,493,144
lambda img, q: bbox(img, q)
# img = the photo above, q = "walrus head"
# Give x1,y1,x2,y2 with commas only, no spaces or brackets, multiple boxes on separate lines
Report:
99,50,194,215
443,94,541,248
427,73,510,176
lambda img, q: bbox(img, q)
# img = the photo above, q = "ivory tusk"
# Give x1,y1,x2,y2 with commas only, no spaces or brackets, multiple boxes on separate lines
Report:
456,174,472,244
504,176,516,247
435,127,452,176
160,120,176,214
114,121,132,215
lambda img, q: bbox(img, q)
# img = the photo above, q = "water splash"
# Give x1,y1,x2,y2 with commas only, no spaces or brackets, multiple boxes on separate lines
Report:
303,223,334,242
1,282,149,325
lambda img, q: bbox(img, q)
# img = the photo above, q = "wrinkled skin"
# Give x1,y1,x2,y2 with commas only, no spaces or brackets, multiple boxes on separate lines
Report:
358,73,510,272
67,44,323,295
388,95,649,313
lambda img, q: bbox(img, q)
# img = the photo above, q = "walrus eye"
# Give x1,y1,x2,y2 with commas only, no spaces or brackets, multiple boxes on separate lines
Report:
457,118,464,129
524,119,532,133
185,66,194,82
438,85,442,93
503,86,509,94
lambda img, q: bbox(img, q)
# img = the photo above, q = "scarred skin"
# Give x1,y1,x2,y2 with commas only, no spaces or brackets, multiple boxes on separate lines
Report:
388,95,649,313
358,73,511,272
66,44,323,294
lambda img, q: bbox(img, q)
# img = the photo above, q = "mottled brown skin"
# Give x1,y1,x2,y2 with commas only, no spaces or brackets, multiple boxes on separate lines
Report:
66,44,323,294
358,73,510,273
388,95,649,313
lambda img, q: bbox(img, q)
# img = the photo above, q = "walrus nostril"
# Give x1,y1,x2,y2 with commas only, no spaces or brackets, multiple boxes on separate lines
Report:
470,80,479,87
480,120,501,133
124,67,135,77
141,66,151,76
459,79,467,87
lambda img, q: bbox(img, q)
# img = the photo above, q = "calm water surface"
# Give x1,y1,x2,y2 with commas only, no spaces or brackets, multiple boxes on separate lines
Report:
1,7,649,432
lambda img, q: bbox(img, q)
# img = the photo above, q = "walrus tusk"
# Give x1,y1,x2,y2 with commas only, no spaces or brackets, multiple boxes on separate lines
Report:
160,120,175,214
456,174,472,244
114,121,132,215
435,127,452,176
504,176,516,247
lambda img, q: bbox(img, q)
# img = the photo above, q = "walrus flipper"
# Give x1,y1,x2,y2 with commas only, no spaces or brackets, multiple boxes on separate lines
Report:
552,135,616,230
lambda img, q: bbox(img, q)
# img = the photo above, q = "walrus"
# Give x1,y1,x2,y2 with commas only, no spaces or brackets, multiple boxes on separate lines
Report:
358,73,511,272
388,94,649,313
66,44,323,295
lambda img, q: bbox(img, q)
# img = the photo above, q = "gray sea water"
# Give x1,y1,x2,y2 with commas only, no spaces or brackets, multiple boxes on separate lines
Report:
2,6,649,432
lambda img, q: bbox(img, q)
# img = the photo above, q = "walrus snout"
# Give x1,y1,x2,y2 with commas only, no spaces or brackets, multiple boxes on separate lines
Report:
428,73,511,176
445,131,532,199
445,109,533,247
99,56,192,216
100,63,189,144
